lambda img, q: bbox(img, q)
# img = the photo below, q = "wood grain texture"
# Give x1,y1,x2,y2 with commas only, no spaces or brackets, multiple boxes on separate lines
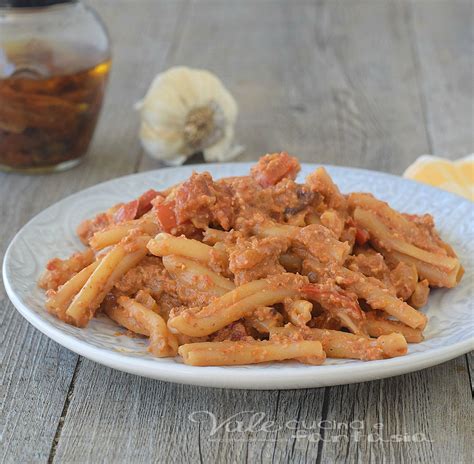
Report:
318,357,473,463
52,360,327,463
0,1,472,463
466,352,474,393
0,281,77,464
139,0,432,174
409,0,473,157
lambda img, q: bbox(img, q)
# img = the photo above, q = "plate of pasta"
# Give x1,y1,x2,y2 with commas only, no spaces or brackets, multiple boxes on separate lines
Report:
3,153,473,389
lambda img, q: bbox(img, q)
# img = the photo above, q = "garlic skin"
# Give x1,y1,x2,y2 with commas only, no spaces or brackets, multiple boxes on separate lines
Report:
136,66,242,165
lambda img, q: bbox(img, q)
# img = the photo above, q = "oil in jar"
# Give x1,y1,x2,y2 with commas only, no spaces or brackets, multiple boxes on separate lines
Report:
0,40,111,173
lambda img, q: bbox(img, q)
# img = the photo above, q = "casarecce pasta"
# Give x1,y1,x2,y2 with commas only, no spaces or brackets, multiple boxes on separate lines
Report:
39,152,463,366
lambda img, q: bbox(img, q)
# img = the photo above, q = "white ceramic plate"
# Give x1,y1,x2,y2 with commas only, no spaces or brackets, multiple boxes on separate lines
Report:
3,163,473,389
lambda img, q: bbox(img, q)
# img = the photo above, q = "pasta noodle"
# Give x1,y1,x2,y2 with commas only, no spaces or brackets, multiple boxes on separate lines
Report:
354,208,459,271
283,299,313,327
46,260,100,322
179,339,325,366
270,325,407,360
335,267,427,330
114,296,178,357
66,234,150,327
364,312,423,343
244,306,284,333
167,274,304,337
162,255,234,293
90,219,159,250
385,249,462,288
147,232,227,264
38,152,462,367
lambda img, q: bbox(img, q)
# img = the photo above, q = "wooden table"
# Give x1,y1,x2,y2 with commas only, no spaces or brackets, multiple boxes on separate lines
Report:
1,1,472,462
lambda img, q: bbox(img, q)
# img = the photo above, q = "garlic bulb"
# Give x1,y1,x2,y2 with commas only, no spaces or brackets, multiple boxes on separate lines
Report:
135,66,242,165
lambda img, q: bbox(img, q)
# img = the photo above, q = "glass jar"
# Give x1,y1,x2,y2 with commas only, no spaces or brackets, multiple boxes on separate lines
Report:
0,0,111,173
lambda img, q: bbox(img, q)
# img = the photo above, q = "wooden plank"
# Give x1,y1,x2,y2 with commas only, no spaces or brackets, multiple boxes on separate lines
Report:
281,0,432,174
52,360,328,463
0,1,184,462
0,277,77,464
467,352,474,393
317,357,473,463
409,0,473,157
139,0,430,174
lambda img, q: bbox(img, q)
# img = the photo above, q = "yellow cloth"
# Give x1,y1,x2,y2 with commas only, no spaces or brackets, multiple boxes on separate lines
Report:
403,154,474,201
